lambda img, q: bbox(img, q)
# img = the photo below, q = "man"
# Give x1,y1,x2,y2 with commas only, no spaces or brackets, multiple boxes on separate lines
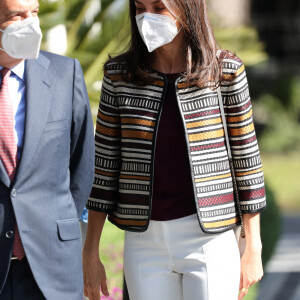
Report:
0,0,94,299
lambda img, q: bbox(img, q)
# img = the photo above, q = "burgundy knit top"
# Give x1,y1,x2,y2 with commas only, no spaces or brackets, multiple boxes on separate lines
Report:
151,73,197,221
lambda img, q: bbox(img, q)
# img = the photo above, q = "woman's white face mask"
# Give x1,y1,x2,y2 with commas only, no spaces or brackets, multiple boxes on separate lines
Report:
0,17,42,59
135,12,180,52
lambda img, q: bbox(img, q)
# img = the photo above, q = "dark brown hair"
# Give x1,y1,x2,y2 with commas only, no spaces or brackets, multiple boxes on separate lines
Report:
106,0,222,87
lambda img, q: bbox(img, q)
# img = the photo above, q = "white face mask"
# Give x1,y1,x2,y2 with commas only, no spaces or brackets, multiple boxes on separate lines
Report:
0,17,42,59
136,12,180,52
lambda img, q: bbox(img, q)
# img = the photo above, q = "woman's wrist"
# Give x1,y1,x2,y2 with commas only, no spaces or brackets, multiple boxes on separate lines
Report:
83,240,100,256
243,213,262,251
245,237,262,252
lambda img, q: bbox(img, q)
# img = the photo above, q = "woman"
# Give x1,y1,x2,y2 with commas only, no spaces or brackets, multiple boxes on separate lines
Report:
83,0,266,299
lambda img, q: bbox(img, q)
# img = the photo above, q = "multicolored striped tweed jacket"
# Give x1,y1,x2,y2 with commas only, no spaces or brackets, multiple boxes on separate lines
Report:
87,51,266,234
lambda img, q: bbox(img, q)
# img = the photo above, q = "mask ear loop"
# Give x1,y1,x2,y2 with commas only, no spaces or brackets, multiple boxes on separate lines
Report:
173,19,183,35
177,25,183,34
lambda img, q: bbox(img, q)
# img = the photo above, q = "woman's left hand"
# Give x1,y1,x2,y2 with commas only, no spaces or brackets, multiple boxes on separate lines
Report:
238,245,263,299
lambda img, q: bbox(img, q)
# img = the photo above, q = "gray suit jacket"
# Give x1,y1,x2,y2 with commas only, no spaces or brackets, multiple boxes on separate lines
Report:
0,51,95,299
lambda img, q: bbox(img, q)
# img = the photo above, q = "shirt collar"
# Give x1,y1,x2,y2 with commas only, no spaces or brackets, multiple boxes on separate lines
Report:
0,60,25,81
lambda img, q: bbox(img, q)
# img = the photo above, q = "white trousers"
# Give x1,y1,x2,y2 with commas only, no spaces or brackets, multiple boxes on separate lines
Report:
124,214,240,300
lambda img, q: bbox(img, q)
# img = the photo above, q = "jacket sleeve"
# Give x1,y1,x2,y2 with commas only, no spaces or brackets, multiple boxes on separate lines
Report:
86,71,121,213
221,55,266,214
69,59,95,218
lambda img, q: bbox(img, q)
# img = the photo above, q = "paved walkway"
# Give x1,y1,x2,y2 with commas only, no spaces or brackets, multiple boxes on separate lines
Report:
257,214,300,300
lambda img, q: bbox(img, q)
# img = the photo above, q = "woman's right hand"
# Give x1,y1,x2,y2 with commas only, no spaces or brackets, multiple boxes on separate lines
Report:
82,249,109,300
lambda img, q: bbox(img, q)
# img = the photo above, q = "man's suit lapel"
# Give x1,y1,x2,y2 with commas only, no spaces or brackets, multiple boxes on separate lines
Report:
16,52,56,179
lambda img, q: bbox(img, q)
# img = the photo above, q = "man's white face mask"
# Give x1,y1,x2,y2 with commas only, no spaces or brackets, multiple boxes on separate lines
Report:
0,17,42,59
135,12,180,52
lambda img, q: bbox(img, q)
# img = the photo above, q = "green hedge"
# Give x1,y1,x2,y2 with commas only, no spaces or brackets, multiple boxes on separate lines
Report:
261,184,281,267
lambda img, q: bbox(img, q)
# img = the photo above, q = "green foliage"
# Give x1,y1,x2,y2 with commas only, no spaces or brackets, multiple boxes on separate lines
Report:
39,0,130,108
260,184,281,267
214,26,268,66
252,75,300,119
261,152,300,212
243,284,258,300
38,0,64,50
252,77,300,153
212,19,299,155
